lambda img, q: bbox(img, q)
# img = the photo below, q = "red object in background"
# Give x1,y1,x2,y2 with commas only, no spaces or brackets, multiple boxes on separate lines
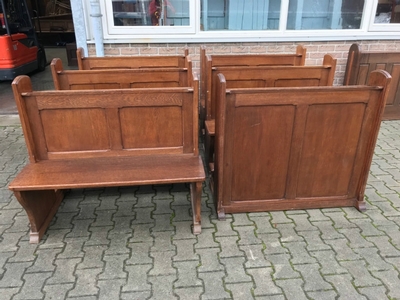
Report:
0,33,38,69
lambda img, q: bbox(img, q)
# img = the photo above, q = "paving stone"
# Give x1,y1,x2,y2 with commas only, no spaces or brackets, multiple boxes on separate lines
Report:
57,237,86,259
297,230,331,251
153,198,174,215
152,214,174,232
306,290,337,300
216,235,244,258
14,272,52,299
275,278,308,300
240,244,271,268
226,282,254,299
173,221,194,239
366,236,400,257
104,231,131,255
348,218,386,237
7,242,37,263
0,288,20,300
197,248,224,273
46,258,81,285
385,193,400,208
221,256,252,283
258,233,288,255
68,268,102,297
0,208,22,225
98,279,125,300
174,261,202,288
134,194,154,209
270,211,292,224
353,247,393,271
114,200,136,218
365,209,398,227
235,225,262,245
0,251,14,277
131,207,154,225
43,283,74,300
310,250,348,275
294,263,332,291
91,210,115,227
151,231,175,252
0,262,32,288
153,185,173,201
365,188,387,202
255,295,285,300
324,239,361,261
371,201,400,217
287,214,318,232
123,264,152,292
340,260,382,287
39,229,70,248
247,267,282,296
130,223,154,243
213,218,237,237
77,245,107,269
284,241,316,265
250,216,279,234
99,254,129,280
66,218,93,238
358,285,389,300
337,228,375,249
85,226,112,246
277,223,305,243
148,275,178,300
269,253,300,280
120,291,152,300
325,274,367,299
173,239,198,261
323,211,358,229
372,270,400,299
0,232,25,252
126,242,153,265
149,251,176,276
174,287,203,300
27,248,62,273
231,213,254,226
75,204,98,220
172,205,192,222
195,228,219,249
199,271,231,300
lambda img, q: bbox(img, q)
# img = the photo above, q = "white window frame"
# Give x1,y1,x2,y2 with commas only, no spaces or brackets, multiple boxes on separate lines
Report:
101,0,196,37
90,0,400,43
368,0,400,32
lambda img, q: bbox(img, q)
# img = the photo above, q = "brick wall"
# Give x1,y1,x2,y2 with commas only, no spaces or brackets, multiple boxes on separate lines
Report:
88,40,400,86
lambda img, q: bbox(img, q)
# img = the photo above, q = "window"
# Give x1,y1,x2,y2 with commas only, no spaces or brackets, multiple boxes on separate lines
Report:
97,0,400,41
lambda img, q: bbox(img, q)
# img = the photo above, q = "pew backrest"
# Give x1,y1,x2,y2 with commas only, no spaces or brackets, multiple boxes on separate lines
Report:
51,58,193,90
214,70,391,216
343,43,400,120
77,47,190,70
13,75,200,163
207,54,336,119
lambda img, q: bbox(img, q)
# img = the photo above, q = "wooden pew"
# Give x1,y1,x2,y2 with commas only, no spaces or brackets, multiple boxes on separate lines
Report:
8,75,205,243
51,58,193,90
213,70,391,219
199,45,307,128
344,43,400,120
204,54,337,171
77,47,190,70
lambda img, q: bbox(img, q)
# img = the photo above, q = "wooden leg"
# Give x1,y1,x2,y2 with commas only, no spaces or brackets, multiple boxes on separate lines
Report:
13,190,64,244
204,132,215,168
356,199,367,212
190,181,202,235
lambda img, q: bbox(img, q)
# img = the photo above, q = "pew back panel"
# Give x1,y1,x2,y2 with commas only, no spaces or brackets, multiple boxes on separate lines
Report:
214,70,391,218
344,43,400,120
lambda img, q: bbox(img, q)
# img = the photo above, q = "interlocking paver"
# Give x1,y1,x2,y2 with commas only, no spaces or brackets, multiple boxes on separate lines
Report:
98,279,126,300
173,239,198,261
325,274,367,299
149,251,176,276
293,263,332,291
297,230,331,251
148,275,178,300
372,270,400,299
43,283,74,300
340,260,383,287
99,254,129,280
275,278,308,300
240,244,271,268
68,268,101,297
247,267,282,296
269,253,300,279
174,287,203,300
199,271,231,300
14,272,52,299
284,241,317,264
225,282,254,299
174,261,202,288
197,248,224,272
216,235,243,258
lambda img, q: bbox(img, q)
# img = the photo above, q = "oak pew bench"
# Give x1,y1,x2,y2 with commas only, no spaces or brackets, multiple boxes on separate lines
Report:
8,75,205,244
344,43,400,120
199,45,307,130
51,58,194,90
77,47,190,70
204,54,337,175
213,70,391,219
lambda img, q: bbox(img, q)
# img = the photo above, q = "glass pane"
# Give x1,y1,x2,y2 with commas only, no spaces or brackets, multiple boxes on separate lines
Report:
112,0,189,26
374,0,400,24
287,0,365,30
201,0,281,31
